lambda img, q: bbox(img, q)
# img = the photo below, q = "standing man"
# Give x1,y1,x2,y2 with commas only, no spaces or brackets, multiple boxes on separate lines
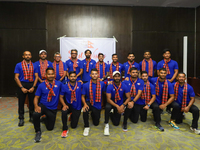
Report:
96,53,109,81
104,71,131,135
139,50,157,79
66,49,83,81
53,52,67,83
33,67,62,142
14,51,38,126
170,72,200,134
82,68,106,136
124,53,140,80
109,54,124,81
60,71,82,138
82,49,96,83
149,68,175,131
34,50,53,85
123,67,144,123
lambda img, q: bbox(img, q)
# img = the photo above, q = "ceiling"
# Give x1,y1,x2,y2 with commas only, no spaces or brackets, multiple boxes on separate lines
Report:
1,0,200,8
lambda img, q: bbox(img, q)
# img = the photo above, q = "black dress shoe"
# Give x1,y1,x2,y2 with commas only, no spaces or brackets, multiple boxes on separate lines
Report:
18,119,24,127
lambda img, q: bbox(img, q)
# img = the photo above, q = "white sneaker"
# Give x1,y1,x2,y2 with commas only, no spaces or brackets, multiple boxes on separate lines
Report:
83,127,90,136
190,127,200,135
104,124,110,136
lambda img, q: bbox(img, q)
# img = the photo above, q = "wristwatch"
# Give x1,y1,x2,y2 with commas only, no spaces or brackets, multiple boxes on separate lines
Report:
122,103,126,107
147,104,150,107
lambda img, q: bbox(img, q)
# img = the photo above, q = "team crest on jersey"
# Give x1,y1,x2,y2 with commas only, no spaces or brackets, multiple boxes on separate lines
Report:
77,86,79,89
54,85,57,87
132,65,135,67
90,63,93,65
137,83,140,85
120,89,122,91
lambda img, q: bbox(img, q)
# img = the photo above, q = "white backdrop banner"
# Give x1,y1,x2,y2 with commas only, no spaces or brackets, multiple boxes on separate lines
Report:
60,37,116,64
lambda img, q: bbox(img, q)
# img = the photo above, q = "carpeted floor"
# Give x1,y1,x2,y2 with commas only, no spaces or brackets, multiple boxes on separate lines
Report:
0,97,200,150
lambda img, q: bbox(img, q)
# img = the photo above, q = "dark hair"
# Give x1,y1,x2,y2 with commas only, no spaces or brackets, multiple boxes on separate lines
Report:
163,48,171,54
69,71,77,76
178,72,186,77
130,67,138,72
144,50,151,54
112,53,117,57
159,68,167,72
98,53,104,57
91,68,98,73
127,52,135,56
141,71,148,75
85,49,92,54
46,67,54,73
71,49,78,54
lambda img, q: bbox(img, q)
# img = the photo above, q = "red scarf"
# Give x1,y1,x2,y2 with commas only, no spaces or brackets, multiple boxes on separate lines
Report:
174,82,187,110
45,80,56,102
96,61,106,78
163,59,171,74
127,61,135,74
53,61,64,78
70,58,78,71
130,78,138,97
86,58,91,72
156,77,168,104
109,62,119,79
21,60,34,82
141,81,151,104
68,82,77,103
142,58,153,77
113,82,122,102
89,80,101,105
39,59,48,79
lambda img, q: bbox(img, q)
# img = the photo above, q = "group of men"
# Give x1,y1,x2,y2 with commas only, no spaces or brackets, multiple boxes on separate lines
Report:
14,48,200,143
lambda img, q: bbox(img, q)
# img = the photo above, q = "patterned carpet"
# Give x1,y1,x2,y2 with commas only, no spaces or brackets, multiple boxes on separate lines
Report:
0,97,200,150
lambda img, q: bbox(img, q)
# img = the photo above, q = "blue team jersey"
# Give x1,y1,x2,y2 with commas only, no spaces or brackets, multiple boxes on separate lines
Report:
66,59,83,81
108,63,124,81
150,77,174,105
157,59,178,82
140,82,156,105
14,62,38,82
123,78,144,105
82,81,106,110
139,59,157,78
53,62,67,83
60,82,82,110
35,80,62,110
106,82,129,106
172,83,195,107
82,59,96,82
96,62,109,79
123,61,140,78
34,60,53,80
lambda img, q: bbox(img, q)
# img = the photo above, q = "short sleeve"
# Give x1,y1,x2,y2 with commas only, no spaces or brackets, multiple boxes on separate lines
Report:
150,84,156,95
153,61,157,70
106,85,112,93
79,61,83,69
168,82,174,95
188,85,195,97
138,80,144,91
60,84,66,95
35,84,42,96
14,64,20,74
63,62,67,71
157,61,162,70
82,84,87,95
174,61,179,70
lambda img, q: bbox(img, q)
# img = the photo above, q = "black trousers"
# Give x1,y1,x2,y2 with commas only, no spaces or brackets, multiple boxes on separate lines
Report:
83,101,101,127
104,103,132,126
171,101,199,128
33,104,57,132
62,103,81,130
17,82,35,119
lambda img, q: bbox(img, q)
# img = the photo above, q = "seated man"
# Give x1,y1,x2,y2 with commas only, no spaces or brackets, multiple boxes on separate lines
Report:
171,72,200,134
82,68,106,136
33,67,62,142
104,71,131,135
60,71,82,138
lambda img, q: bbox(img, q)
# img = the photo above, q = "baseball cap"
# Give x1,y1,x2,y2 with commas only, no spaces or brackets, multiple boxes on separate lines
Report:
39,50,47,55
113,71,121,77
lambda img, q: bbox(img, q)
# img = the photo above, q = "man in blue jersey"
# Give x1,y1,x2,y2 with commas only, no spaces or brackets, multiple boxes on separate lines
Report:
82,68,106,136
139,50,157,79
66,49,83,81
14,51,38,126
82,49,96,83
96,53,109,81
170,72,200,134
52,52,67,83
109,54,124,81
124,53,140,80
123,67,144,123
34,50,53,85
33,67,62,142
104,71,131,135
157,49,178,114
150,68,175,131
60,71,82,138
